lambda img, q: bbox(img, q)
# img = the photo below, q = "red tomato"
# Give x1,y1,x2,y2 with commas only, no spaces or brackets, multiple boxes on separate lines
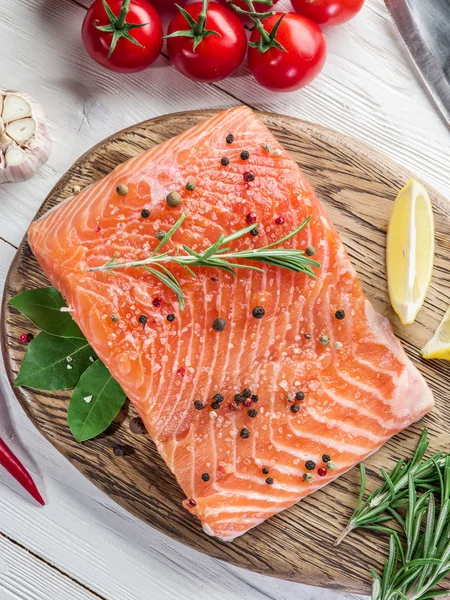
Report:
248,12,327,92
82,0,163,73
167,2,247,82
290,0,364,26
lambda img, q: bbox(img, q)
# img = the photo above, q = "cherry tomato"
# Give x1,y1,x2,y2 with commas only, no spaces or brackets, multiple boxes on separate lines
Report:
82,0,163,73
167,2,247,82
290,0,364,26
248,13,327,92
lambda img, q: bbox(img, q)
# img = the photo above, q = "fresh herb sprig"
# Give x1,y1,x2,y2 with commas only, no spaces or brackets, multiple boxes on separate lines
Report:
87,213,320,310
370,457,450,600
335,430,445,546
338,430,450,600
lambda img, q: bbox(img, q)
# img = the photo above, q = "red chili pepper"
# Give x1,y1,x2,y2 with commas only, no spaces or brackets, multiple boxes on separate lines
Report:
0,438,45,505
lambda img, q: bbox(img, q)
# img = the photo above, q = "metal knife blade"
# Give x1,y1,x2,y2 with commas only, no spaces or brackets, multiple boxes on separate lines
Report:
385,0,450,128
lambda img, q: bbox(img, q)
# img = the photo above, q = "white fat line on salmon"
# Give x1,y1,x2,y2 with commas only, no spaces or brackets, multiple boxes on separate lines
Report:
319,385,399,430
306,407,387,443
273,435,369,457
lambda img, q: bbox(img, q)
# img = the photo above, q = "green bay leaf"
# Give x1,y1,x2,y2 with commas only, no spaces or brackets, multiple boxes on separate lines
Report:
10,287,84,339
68,360,126,442
15,332,95,390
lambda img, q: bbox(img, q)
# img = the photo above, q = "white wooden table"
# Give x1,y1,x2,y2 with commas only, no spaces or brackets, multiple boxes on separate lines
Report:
1,0,450,598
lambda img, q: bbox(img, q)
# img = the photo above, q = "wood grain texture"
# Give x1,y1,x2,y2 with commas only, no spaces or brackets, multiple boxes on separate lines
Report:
2,110,450,595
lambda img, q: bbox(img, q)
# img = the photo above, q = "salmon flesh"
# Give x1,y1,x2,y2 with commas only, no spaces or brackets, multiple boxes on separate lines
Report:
27,107,433,541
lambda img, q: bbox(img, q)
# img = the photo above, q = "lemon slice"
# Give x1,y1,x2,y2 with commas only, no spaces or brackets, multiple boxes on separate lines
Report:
386,178,434,325
422,307,450,359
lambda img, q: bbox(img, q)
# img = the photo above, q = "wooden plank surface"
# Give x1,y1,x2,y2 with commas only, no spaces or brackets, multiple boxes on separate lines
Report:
1,0,450,598
3,109,450,594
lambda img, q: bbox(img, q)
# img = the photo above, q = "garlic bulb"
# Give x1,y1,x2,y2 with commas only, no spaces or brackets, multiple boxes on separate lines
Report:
0,89,52,184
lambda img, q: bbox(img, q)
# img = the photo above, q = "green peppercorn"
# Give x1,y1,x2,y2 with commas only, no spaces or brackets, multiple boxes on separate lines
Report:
116,184,129,196
319,335,330,346
186,181,196,191
110,314,119,322
306,246,316,256
156,230,166,240
166,191,182,207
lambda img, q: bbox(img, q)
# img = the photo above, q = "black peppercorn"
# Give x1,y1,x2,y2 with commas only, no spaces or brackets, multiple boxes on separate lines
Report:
234,394,245,404
212,318,226,332
221,157,230,166
240,150,250,160
201,473,210,482
250,228,259,236
335,310,345,320
240,428,250,439
213,393,224,403
304,333,312,339
322,454,331,463
252,306,265,319
305,460,315,471
251,394,258,403
138,314,147,330
262,467,269,475
141,209,150,218
247,409,258,418
129,417,146,435
242,388,251,398
265,477,274,485
226,134,234,144
113,444,125,457
26,333,34,343
295,391,305,401
167,313,175,322
243,171,255,182
194,401,204,410
211,401,221,410
290,404,300,414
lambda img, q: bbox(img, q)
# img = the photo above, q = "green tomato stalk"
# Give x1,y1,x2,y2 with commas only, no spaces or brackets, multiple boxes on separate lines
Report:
227,0,287,53
94,0,149,59
164,0,221,51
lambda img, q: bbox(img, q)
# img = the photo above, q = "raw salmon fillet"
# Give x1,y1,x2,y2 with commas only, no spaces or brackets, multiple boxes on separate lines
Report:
27,107,433,540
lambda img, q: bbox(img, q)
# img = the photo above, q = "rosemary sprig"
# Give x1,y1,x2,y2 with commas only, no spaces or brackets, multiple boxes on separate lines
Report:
87,213,320,310
335,430,445,546
370,457,450,600
337,429,450,600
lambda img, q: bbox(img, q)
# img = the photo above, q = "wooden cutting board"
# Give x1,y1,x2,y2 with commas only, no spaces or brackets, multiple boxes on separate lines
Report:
2,110,450,594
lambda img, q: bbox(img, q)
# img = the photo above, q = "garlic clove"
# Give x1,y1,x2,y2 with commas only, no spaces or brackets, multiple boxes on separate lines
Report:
6,118,36,145
0,133,12,147
5,145,26,167
0,118,4,136
3,95,32,122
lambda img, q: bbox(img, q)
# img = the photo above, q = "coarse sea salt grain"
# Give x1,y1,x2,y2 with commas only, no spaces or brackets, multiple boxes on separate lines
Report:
89,356,95,362
84,396,93,403
66,356,72,362
67,365,72,370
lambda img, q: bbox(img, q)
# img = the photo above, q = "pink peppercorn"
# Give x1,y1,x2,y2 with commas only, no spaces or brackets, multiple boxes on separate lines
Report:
177,367,186,378
229,401,239,411
19,334,28,343
95,226,101,232
243,399,253,407
243,171,255,182
275,216,285,225
152,297,162,307
188,498,197,507
246,212,257,225
317,467,327,477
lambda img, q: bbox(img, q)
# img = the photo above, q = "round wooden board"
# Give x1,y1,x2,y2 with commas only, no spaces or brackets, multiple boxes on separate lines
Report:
3,109,450,594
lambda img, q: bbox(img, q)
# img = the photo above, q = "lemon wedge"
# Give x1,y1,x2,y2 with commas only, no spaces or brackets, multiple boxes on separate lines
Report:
386,179,434,325
422,307,450,359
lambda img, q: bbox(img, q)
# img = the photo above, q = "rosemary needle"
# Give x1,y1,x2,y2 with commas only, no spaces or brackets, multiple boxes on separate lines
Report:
87,213,321,310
